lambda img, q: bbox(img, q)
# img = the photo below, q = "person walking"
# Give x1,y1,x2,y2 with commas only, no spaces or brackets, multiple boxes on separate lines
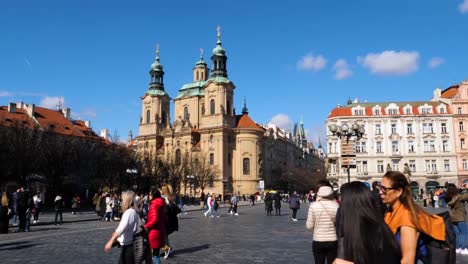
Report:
289,191,300,221
334,182,401,264
11,188,18,226
0,193,11,234
204,193,213,218
445,183,468,255
274,193,281,216
32,192,41,224
306,186,339,264
381,171,445,264
230,194,239,215
54,193,64,225
264,192,273,216
104,190,139,264
71,193,80,215
102,193,114,222
145,187,166,264
161,184,180,259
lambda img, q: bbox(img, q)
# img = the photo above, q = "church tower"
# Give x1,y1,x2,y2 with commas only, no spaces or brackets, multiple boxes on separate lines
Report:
200,26,236,129
138,45,171,148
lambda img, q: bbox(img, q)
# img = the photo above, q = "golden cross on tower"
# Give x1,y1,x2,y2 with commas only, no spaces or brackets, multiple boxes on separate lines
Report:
200,48,204,58
156,43,160,57
217,25,221,39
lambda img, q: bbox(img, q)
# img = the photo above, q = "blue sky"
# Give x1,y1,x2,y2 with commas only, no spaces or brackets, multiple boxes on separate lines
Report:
1,0,468,145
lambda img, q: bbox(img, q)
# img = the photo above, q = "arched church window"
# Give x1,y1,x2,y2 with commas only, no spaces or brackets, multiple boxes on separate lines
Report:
227,100,231,115
196,71,199,80
162,110,166,124
243,158,250,175
201,72,204,80
146,110,151,124
175,149,181,166
209,153,214,165
184,107,189,120
210,99,215,115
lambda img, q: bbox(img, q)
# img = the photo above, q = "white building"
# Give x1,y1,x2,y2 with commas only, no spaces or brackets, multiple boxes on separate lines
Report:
326,100,458,195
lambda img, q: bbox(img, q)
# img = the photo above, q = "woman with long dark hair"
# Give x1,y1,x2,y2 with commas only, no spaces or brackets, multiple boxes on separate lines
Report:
381,171,445,264
334,182,401,264
445,183,468,254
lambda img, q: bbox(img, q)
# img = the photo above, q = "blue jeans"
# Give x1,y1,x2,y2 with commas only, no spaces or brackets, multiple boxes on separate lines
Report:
453,221,467,249
152,249,160,264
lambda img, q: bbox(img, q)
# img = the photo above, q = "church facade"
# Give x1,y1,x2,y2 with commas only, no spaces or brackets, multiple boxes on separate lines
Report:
134,31,325,196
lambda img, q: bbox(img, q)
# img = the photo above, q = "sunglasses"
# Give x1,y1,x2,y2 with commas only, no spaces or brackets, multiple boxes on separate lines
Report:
379,185,397,194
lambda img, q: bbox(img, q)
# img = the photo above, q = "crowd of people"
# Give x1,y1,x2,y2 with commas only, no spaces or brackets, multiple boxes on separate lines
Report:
304,171,468,264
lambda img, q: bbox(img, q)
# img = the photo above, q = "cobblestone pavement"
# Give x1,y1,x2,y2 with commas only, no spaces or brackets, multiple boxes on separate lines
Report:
0,203,467,264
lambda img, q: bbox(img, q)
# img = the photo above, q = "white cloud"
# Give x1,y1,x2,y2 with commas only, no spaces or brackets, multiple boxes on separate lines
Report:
308,124,326,148
297,53,327,71
269,114,293,131
459,0,468,13
428,57,445,69
359,50,419,75
39,96,65,109
333,59,353,80
0,91,13,97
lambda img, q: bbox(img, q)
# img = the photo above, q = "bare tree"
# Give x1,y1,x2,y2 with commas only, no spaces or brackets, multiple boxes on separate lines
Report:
191,153,220,196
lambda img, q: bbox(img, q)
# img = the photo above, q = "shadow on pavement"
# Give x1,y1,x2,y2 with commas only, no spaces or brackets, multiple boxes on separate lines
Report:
172,244,210,256
0,241,38,251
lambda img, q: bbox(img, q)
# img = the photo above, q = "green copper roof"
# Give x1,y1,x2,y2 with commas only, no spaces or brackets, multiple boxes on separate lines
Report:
146,89,169,96
212,40,226,56
207,76,231,83
180,81,207,91
175,87,205,99
151,60,163,71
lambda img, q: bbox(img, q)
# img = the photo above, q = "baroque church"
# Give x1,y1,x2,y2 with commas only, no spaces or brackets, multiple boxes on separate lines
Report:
134,29,325,196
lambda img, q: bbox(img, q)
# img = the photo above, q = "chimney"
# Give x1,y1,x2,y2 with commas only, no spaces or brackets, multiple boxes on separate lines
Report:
26,104,35,117
100,129,109,139
62,108,71,119
17,101,25,109
84,120,91,128
433,88,441,99
8,103,16,113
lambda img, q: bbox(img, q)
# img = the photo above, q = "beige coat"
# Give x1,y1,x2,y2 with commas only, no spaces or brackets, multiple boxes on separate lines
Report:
447,193,468,222
306,198,339,242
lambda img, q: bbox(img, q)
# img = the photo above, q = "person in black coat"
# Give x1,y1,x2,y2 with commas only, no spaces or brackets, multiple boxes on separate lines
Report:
264,192,273,216
274,193,281,215
289,191,300,221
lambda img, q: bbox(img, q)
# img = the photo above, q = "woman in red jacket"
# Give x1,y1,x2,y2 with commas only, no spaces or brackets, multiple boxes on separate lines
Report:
144,187,166,264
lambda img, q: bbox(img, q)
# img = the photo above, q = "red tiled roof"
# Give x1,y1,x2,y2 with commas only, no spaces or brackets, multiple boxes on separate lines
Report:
0,106,37,128
236,114,263,130
441,85,459,99
328,108,352,118
328,102,451,118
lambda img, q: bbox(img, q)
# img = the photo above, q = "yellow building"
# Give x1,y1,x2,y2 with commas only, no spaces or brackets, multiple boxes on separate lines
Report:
135,30,325,196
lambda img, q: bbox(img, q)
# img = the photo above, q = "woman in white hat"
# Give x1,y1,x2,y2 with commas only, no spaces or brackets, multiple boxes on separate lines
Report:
306,185,339,264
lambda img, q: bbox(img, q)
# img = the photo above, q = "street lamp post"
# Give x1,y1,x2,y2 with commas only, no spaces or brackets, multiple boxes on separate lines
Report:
328,122,365,183
187,175,195,204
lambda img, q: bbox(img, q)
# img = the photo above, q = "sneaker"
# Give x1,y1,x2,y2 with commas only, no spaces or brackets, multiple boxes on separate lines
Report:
203,212,207,217
292,218,298,222
456,248,462,254
461,248,468,255
235,213,239,216
164,246,172,259
33,220,37,224
216,215,220,218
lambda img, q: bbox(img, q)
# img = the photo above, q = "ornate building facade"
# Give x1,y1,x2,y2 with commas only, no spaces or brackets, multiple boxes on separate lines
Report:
326,99,458,195
134,30,325,196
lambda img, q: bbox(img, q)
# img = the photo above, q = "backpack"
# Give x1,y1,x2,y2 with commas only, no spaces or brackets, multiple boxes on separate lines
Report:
397,211,456,264
133,216,151,264
417,211,456,264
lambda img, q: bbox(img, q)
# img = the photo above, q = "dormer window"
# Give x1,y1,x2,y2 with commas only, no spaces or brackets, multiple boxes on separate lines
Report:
421,107,432,114
388,109,398,115
354,109,364,115
374,109,380,115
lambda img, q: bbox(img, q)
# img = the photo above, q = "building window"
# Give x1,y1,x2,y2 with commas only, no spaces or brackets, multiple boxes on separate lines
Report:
243,158,250,175
376,141,382,153
463,159,468,170
331,160,337,174
389,109,398,115
375,124,381,134
392,141,399,154
355,141,367,153
439,107,445,114
184,107,189,120
374,109,380,115
408,141,415,153
175,149,181,166
442,140,449,152
210,99,215,115
407,124,413,134
431,160,437,173
227,100,231,115
458,107,462,114
424,140,435,152
426,160,437,173
363,161,368,173
391,124,397,134
461,139,466,149
441,123,447,133
444,160,450,172
161,110,166,124
392,160,399,171
423,123,433,133
422,108,432,114
354,109,364,115
377,161,384,173
146,110,151,124
409,160,416,172
405,108,411,115
459,122,464,132
210,153,214,165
